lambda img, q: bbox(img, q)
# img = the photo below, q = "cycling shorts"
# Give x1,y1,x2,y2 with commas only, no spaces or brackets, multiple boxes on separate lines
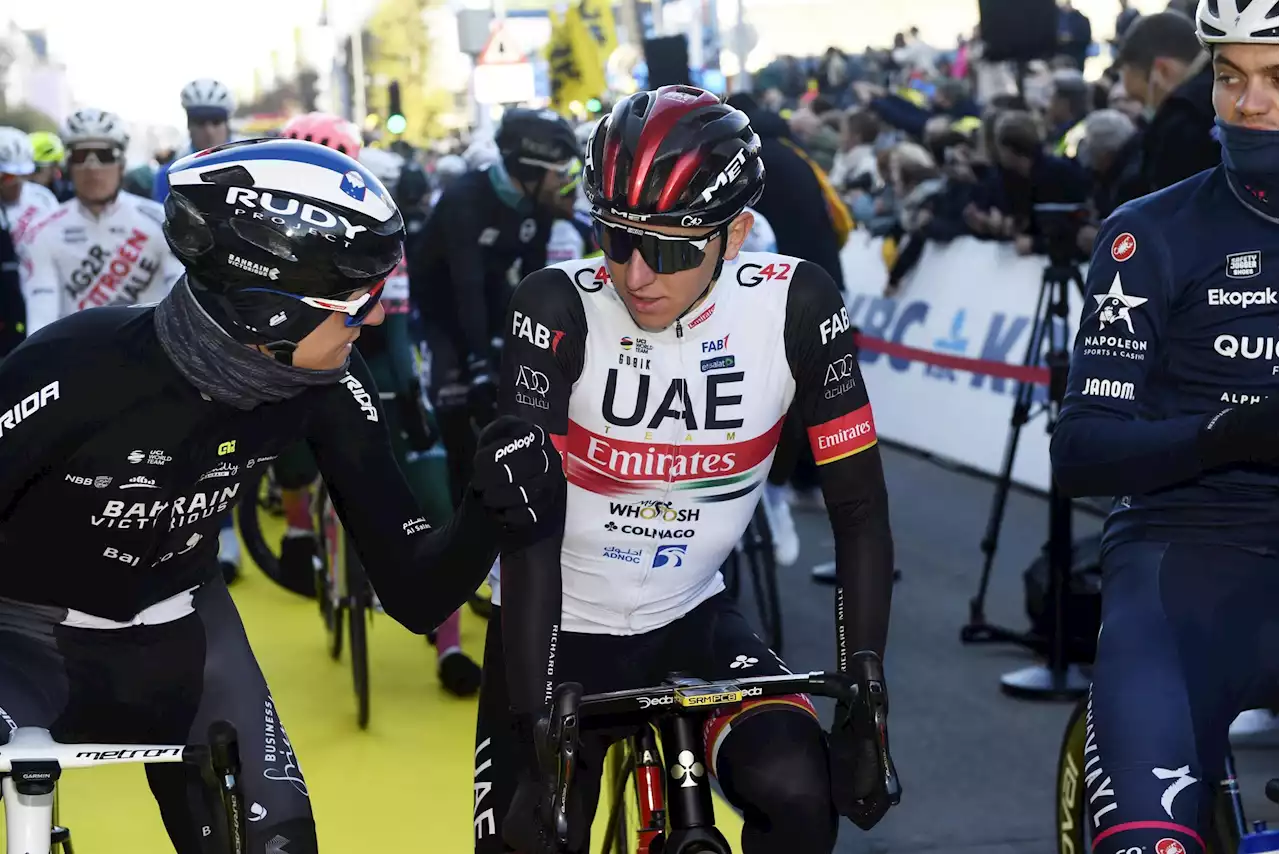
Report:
0,579,316,854
1085,540,1278,853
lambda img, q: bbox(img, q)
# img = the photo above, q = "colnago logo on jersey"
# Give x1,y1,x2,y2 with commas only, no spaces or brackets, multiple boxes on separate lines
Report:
557,417,785,498
71,230,161,310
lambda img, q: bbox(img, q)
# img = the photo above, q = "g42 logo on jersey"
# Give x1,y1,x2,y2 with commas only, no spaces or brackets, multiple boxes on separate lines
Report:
820,307,851,344
512,311,565,353
701,334,730,353
736,262,793,287
574,266,610,293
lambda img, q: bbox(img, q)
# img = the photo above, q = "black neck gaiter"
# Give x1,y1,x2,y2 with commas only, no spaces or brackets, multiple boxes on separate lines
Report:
154,277,349,411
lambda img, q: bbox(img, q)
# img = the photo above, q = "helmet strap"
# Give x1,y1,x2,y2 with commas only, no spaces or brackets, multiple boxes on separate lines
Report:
264,341,297,366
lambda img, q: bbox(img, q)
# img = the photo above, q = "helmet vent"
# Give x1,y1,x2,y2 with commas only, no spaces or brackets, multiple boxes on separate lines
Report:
200,165,254,186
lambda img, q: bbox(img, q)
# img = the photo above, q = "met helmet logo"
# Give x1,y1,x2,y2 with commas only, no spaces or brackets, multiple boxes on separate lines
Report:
223,188,368,240
700,149,748,204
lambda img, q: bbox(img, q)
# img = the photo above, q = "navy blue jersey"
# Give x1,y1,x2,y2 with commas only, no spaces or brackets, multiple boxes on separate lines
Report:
1052,165,1278,553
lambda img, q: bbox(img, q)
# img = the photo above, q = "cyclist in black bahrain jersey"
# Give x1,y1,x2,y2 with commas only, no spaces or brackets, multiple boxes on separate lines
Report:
1051,3,1278,852
411,108,580,509
0,138,562,854
475,86,899,854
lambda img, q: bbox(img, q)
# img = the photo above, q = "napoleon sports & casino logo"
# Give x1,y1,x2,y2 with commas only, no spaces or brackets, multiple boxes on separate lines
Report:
555,404,877,498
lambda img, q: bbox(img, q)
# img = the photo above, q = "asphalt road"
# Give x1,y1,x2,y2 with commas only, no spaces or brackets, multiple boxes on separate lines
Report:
742,444,1277,853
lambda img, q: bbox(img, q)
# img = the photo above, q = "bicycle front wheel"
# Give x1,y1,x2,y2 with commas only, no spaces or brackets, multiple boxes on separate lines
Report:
236,467,280,582
1055,697,1088,854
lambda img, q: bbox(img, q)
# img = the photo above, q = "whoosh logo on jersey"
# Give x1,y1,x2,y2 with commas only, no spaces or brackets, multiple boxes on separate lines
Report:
562,417,784,495
75,229,159,310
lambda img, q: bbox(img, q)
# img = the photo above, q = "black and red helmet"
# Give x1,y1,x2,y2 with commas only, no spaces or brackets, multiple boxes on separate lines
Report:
584,85,764,229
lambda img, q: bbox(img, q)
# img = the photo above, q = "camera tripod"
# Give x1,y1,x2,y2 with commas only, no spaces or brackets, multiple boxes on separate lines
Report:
960,260,1090,701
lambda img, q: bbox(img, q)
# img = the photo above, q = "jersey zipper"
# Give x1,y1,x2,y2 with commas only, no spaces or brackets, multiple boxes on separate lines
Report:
676,319,683,339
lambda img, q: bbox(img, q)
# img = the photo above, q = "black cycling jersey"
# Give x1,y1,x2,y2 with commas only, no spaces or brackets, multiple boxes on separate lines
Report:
0,306,499,632
410,169,553,367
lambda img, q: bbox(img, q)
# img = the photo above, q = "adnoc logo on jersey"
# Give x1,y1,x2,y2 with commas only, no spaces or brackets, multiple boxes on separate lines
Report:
653,544,688,569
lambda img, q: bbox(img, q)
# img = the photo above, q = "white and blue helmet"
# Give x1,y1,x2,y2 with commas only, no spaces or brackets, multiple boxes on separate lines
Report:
163,138,405,344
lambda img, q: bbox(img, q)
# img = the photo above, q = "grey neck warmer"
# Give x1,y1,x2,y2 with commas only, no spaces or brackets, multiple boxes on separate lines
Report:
154,277,349,411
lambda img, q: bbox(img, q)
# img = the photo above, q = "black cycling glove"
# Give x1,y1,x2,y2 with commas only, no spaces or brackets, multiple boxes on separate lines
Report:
471,416,564,548
1197,396,1279,470
828,651,901,831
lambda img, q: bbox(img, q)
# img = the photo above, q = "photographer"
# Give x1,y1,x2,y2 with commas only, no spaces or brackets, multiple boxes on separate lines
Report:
988,111,1092,255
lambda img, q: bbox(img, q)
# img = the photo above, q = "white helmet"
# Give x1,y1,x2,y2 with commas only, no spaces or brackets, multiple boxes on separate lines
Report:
180,78,236,116
61,108,130,149
1195,0,1279,45
463,137,501,170
0,126,35,175
435,154,467,179
359,146,406,191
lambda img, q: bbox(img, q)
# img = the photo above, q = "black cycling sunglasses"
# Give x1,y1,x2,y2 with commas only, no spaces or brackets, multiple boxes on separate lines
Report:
67,146,121,167
592,219,721,274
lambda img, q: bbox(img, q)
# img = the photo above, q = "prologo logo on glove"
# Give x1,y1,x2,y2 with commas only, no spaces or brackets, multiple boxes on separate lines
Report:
494,431,537,461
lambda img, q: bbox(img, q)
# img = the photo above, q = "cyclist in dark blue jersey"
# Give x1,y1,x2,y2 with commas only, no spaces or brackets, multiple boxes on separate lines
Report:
1051,3,1278,852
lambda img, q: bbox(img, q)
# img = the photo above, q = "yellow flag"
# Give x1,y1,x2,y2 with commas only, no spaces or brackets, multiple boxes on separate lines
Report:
547,1,613,116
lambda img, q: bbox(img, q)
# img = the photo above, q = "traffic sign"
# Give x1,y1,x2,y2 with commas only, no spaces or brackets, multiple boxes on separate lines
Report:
477,22,525,65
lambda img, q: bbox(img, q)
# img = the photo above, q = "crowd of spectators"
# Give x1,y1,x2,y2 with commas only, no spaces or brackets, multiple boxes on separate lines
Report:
739,0,1223,294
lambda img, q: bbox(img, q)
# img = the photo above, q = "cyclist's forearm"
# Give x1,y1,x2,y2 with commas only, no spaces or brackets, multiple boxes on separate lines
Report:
499,517,567,717
822,449,894,662
1049,411,1205,497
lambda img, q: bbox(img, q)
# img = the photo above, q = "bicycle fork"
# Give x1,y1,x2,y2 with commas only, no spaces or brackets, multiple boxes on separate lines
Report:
631,726,665,854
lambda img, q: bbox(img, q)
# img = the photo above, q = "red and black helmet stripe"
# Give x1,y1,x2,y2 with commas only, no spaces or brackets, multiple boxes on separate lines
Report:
586,85,764,228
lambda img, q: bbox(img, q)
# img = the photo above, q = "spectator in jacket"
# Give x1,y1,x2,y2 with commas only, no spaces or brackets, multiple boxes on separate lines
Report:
1057,1,1094,71
830,108,882,196
1047,69,1092,151
726,93,846,289
1117,11,1218,195
1074,109,1144,254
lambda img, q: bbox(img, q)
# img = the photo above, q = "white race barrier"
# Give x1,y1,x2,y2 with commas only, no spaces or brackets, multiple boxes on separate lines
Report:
839,236,1086,492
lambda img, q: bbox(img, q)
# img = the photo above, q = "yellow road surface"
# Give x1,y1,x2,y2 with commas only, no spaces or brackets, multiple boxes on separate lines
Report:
3,546,744,852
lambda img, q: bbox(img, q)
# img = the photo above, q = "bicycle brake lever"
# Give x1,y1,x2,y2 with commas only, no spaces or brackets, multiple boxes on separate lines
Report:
547,682,583,847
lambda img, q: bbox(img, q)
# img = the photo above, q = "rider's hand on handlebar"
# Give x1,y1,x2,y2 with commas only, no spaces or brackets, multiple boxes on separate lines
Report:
829,651,901,831
471,416,564,546
503,715,587,854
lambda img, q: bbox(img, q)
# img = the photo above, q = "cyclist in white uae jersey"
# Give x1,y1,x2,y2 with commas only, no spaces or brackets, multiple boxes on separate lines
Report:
476,86,898,854
18,109,183,335
1,126,57,354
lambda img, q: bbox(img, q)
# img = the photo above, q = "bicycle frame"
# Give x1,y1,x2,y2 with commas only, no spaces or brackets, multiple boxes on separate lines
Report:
552,669,899,854
0,723,248,854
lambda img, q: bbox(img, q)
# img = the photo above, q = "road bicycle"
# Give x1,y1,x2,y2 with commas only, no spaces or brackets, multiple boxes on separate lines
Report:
0,721,248,854
719,502,783,655
1056,696,1279,854
541,665,900,854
